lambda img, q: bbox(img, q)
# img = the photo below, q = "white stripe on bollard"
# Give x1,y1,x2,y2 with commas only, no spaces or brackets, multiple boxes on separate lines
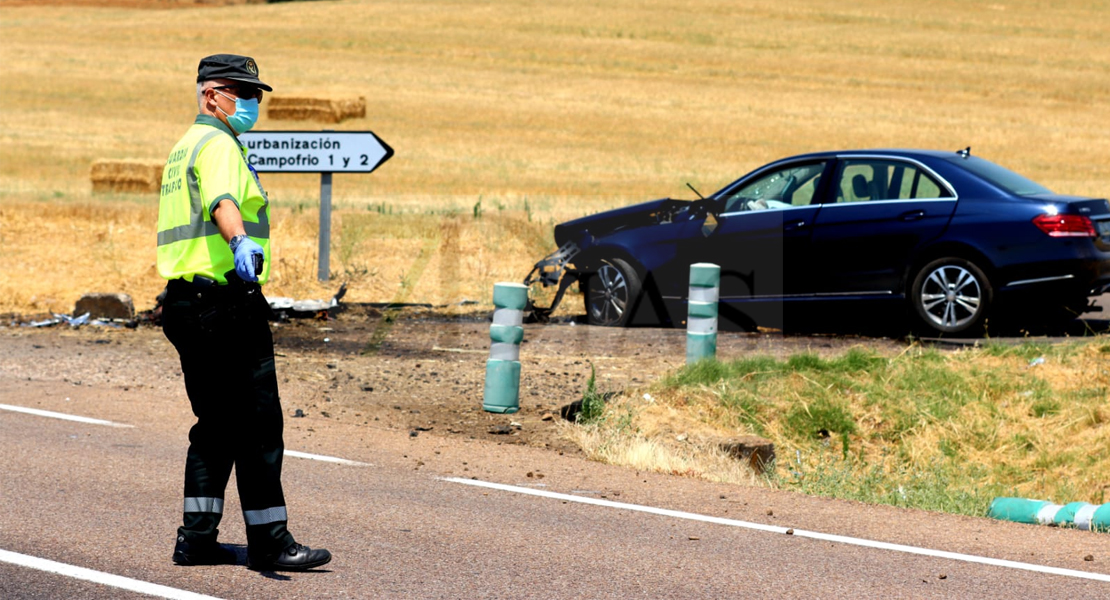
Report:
688,286,719,304
1036,504,1063,525
687,317,718,334
492,308,525,326
1075,504,1099,531
489,342,521,362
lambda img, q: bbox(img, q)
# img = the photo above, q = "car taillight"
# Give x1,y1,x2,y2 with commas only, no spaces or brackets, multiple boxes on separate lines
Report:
1032,214,1096,237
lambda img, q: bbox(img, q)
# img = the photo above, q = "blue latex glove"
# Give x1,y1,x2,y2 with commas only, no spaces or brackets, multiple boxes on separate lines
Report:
232,236,264,282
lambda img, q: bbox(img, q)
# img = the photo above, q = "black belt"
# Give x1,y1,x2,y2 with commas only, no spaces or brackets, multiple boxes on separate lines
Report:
168,276,259,303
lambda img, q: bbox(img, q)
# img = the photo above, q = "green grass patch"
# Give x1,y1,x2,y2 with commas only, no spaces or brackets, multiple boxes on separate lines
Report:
643,340,1110,517
770,452,1014,515
577,363,607,425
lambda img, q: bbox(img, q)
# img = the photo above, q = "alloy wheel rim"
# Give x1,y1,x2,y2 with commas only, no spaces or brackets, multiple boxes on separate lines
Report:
589,264,628,324
919,265,982,330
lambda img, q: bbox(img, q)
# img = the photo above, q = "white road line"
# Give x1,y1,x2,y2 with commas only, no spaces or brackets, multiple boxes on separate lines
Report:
0,403,132,428
0,403,364,465
284,449,370,466
442,477,1110,583
0,549,226,600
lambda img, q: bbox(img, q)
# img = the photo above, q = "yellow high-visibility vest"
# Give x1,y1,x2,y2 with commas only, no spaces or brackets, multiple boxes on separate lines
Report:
157,115,271,285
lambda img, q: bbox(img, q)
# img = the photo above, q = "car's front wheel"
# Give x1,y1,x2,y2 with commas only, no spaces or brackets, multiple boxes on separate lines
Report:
584,258,642,327
910,257,993,335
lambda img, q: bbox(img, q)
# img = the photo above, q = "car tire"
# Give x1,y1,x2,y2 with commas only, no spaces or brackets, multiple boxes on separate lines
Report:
910,257,993,335
584,258,642,327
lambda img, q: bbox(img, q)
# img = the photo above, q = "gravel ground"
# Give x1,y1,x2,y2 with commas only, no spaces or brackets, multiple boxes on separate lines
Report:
0,304,912,457
2,307,1109,598
4,295,1107,457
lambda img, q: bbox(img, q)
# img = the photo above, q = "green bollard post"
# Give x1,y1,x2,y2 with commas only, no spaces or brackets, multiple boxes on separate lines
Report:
686,263,720,364
987,497,1054,525
988,497,1110,532
483,282,528,413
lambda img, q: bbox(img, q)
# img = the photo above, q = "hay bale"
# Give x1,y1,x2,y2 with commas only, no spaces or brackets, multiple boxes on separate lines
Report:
90,159,163,194
334,96,366,120
268,95,366,123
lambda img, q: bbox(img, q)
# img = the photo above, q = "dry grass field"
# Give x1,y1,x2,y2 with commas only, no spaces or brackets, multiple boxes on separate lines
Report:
1,0,1109,314
566,341,1110,513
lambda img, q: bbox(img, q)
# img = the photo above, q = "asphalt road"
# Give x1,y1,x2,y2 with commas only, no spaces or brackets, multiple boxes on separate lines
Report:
2,370,1108,599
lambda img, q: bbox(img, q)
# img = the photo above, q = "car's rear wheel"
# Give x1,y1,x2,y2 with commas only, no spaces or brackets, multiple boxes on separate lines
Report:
911,257,993,335
584,258,642,327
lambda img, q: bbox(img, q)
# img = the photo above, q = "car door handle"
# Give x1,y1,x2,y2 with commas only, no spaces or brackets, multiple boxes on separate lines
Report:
783,220,807,231
899,210,926,222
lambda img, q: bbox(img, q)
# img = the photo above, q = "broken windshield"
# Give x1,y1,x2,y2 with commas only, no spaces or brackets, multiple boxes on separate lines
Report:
717,161,827,213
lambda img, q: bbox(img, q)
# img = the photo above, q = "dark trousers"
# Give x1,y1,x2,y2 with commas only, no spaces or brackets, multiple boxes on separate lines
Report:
162,279,295,557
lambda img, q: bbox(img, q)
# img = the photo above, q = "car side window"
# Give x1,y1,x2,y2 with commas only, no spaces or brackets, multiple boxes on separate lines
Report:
721,161,827,213
834,159,954,203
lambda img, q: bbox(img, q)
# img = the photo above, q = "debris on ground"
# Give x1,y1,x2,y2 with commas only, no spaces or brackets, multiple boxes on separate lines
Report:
717,436,776,475
75,293,134,320
24,312,134,329
267,283,348,320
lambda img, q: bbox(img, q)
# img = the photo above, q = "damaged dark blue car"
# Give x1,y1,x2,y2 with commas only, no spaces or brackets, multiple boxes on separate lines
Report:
525,148,1110,335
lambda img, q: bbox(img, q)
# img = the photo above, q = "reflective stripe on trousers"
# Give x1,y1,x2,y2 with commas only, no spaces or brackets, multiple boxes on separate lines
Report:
243,506,288,526
184,497,224,514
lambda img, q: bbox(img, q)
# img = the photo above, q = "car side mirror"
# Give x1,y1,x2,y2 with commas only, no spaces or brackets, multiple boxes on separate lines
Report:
701,213,718,237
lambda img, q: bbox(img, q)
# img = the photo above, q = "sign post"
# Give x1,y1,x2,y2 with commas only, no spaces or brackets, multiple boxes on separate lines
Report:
239,130,393,282
318,171,333,281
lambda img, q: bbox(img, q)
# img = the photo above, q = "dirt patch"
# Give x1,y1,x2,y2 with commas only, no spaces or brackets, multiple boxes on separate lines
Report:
0,306,915,459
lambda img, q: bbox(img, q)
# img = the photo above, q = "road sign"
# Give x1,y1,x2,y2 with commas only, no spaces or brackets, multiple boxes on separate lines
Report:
237,130,394,281
239,130,393,173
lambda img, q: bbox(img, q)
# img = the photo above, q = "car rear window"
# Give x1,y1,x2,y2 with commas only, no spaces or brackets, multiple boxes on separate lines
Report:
947,155,1053,196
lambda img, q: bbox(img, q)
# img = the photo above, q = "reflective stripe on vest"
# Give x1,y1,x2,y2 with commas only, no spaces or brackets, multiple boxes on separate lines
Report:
157,118,271,284
157,131,271,246
157,130,223,247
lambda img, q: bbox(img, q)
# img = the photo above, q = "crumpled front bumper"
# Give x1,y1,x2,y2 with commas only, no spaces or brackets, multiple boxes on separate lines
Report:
522,241,581,322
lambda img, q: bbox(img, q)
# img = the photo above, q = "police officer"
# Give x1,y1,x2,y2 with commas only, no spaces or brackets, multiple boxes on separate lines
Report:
158,54,331,571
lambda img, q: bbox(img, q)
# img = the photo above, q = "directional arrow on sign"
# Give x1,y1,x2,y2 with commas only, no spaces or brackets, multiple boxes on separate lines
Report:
239,130,394,173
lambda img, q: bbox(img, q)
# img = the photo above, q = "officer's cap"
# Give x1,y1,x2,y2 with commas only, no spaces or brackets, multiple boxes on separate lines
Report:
196,54,273,92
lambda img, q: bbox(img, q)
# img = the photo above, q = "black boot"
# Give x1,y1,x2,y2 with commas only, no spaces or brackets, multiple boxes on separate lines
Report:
248,543,331,571
172,536,238,566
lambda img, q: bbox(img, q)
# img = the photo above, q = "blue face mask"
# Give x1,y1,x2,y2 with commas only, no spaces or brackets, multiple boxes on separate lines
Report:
215,89,259,134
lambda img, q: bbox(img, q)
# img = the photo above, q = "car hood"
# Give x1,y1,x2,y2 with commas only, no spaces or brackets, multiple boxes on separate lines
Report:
554,197,697,248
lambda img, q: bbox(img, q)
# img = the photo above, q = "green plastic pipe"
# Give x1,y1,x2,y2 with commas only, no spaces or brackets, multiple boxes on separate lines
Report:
988,497,1109,532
